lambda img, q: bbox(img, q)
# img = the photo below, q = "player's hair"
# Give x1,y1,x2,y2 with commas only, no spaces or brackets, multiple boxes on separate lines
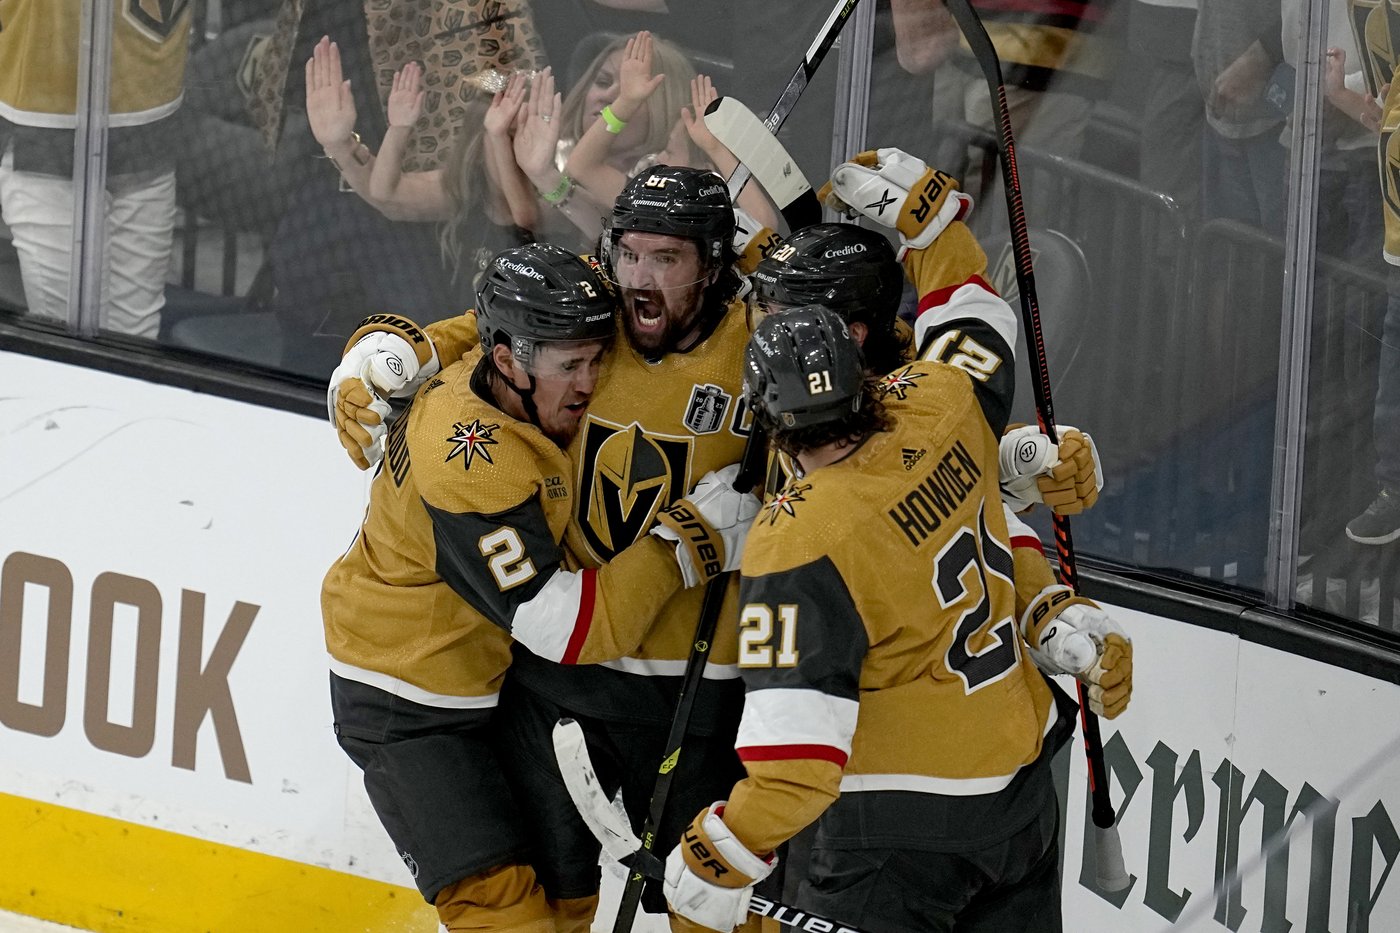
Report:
758,376,894,458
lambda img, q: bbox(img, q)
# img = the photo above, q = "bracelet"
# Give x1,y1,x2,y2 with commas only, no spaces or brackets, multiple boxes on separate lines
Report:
541,173,573,204
323,131,369,172
601,105,627,135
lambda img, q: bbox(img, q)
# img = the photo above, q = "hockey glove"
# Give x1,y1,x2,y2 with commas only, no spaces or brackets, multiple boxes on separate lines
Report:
733,206,781,275
664,804,776,933
1000,424,1103,515
326,315,440,470
651,464,762,587
1021,587,1133,719
817,147,973,257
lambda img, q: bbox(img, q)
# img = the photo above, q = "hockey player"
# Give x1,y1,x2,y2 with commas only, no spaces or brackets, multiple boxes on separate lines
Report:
322,152,1098,929
663,306,1133,933
321,244,758,933
748,215,1101,516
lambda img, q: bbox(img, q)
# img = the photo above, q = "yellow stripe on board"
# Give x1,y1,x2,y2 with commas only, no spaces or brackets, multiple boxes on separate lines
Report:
0,792,438,933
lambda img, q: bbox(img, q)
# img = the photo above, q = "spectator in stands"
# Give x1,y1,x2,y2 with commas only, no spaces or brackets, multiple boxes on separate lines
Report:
889,0,1117,231
1191,0,1287,235
1133,0,1203,221
1339,6,1400,545
0,0,190,338
246,0,545,376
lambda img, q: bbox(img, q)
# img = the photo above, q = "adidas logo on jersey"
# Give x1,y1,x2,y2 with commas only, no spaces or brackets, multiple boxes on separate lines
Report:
902,447,926,471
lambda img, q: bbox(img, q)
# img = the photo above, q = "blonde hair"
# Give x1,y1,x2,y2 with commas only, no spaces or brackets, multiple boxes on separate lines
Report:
559,33,697,165
439,96,495,282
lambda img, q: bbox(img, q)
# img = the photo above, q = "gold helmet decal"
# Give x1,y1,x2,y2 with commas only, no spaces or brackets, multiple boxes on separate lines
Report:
577,418,691,560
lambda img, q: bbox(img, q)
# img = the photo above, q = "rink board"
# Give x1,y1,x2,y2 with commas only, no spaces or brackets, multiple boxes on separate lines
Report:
2,351,1400,932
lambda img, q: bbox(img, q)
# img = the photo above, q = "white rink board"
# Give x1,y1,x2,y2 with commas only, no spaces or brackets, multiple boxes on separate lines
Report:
0,351,409,888
1059,606,1400,931
2,349,1400,932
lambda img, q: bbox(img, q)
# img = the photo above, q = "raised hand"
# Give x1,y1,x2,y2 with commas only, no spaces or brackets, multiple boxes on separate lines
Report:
387,61,425,129
305,35,357,149
617,30,665,110
513,67,563,183
680,74,721,156
484,69,528,139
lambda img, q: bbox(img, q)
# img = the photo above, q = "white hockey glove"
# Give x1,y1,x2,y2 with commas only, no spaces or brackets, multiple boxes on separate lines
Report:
817,147,973,258
1021,587,1133,719
651,464,762,587
327,317,440,470
665,804,777,933
732,206,781,274
1000,424,1103,516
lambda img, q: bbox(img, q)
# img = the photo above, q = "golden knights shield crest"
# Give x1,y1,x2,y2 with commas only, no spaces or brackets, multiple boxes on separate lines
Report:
576,418,692,561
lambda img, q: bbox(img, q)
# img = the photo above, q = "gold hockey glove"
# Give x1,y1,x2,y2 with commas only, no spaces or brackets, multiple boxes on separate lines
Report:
1021,587,1133,719
818,147,972,256
665,804,776,933
1000,424,1103,515
651,464,762,587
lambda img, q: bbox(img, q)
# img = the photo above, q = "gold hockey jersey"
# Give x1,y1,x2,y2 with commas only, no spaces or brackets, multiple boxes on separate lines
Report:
322,353,686,713
0,0,189,126
723,359,1071,855
419,301,753,729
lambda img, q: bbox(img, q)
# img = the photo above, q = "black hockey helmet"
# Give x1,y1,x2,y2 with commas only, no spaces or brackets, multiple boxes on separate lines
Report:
476,244,616,371
750,223,903,325
745,305,864,429
607,165,736,267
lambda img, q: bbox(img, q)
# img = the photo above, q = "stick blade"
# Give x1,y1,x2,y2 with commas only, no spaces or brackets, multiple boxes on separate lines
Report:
552,718,643,865
707,96,813,211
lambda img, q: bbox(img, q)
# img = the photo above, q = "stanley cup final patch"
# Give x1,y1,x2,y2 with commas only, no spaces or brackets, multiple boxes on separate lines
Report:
683,384,731,436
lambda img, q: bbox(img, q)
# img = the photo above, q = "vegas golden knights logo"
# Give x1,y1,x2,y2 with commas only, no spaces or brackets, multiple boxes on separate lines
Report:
683,384,731,436
577,418,692,560
126,0,191,41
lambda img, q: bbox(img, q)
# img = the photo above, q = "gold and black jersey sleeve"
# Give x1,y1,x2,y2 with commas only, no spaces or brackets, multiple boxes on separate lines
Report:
900,220,1019,435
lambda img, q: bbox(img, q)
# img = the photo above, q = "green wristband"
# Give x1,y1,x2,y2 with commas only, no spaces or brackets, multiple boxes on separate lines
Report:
542,173,573,204
601,105,627,135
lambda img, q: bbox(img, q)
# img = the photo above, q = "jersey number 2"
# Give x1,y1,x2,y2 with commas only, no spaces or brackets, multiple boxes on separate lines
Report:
479,527,537,590
932,506,1019,693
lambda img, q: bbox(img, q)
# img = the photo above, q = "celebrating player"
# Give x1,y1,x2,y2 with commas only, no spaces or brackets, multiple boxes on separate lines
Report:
663,306,1132,933
320,244,757,932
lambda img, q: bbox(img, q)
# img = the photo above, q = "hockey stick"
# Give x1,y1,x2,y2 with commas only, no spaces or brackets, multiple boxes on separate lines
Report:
609,426,766,932
719,0,863,232
705,96,819,231
554,720,868,933
941,0,1129,892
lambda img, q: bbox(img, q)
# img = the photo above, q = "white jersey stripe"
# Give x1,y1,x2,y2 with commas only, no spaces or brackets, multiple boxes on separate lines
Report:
508,570,585,663
599,656,740,679
328,657,499,709
914,282,1019,356
735,687,860,756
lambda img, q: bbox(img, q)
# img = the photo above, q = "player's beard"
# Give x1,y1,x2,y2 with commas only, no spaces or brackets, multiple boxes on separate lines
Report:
621,282,707,356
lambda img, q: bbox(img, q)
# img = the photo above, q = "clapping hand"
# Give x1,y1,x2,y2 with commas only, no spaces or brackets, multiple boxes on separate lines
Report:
514,67,563,183
387,61,426,129
305,35,357,149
